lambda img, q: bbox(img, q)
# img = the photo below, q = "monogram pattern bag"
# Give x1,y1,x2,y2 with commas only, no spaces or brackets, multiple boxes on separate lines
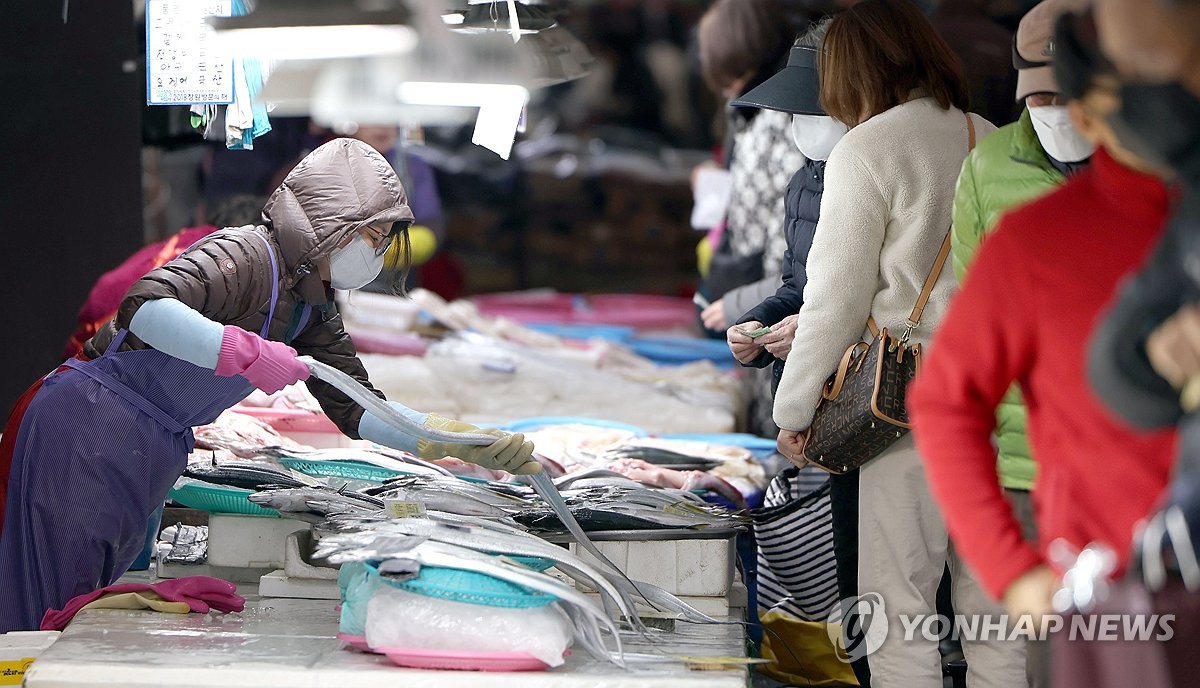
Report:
801,115,975,475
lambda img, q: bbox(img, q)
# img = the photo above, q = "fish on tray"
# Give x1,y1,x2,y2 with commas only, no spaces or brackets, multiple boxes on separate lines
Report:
249,485,385,522
600,458,747,510
512,504,727,532
600,445,722,472
183,453,320,491
364,475,533,518
193,409,309,458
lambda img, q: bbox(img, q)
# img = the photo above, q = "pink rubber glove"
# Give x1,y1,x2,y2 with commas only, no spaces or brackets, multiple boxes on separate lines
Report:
41,576,245,630
215,326,310,394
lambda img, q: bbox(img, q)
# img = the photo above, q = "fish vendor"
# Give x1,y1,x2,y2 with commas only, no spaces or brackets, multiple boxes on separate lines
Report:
0,138,540,632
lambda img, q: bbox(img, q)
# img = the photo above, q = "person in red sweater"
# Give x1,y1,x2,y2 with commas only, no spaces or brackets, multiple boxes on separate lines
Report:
62,195,264,359
908,12,1178,621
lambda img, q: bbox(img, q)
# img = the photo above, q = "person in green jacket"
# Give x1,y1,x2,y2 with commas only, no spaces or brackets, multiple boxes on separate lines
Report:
953,0,1095,500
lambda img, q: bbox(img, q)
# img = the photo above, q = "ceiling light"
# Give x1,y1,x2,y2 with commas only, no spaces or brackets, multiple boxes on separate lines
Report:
442,1,556,35
209,0,416,60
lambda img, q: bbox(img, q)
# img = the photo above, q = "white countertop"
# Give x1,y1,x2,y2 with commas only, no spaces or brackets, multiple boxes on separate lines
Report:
25,589,750,688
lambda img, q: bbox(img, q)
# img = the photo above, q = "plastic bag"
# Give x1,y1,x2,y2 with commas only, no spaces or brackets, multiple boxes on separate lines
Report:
364,585,573,667
338,561,380,638
156,524,208,564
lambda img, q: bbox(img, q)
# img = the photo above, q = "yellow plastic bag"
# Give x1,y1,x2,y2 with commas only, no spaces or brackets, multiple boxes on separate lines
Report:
757,611,859,686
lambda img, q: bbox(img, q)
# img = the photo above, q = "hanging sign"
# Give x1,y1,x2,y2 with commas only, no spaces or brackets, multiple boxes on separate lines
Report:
146,0,234,105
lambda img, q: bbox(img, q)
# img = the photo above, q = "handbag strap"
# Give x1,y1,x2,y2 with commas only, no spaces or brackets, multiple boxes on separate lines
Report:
867,113,977,340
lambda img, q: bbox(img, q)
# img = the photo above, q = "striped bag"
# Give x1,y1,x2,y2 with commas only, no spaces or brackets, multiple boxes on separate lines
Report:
754,466,840,620
752,466,857,686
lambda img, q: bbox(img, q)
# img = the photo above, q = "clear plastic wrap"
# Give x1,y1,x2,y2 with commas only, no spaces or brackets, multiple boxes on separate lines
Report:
338,561,379,638
364,585,574,667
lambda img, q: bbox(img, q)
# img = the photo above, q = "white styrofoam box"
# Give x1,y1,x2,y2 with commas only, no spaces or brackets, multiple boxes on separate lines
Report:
283,531,339,581
578,573,747,619
258,571,341,600
0,631,60,686
569,535,735,597
206,514,308,569
155,561,273,584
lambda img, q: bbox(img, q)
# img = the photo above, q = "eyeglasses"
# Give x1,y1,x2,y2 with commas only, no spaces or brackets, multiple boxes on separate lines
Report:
336,225,396,257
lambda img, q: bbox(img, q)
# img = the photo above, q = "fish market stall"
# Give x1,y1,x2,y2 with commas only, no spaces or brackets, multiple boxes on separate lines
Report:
70,405,765,688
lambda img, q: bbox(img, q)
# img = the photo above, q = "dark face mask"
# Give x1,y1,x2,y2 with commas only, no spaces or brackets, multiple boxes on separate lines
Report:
1107,81,1200,185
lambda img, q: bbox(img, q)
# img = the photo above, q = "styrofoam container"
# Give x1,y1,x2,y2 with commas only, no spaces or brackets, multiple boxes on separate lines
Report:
283,531,339,581
258,571,341,600
568,535,736,597
0,631,59,686
206,514,308,569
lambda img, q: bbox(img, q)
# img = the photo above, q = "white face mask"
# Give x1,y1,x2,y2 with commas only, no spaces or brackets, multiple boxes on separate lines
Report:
329,234,385,290
1028,105,1096,163
790,114,849,161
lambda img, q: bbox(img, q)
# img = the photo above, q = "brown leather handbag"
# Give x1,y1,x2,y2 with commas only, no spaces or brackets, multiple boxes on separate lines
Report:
801,114,975,475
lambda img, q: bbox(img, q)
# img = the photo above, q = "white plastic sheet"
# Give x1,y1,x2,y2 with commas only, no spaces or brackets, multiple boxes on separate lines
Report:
365,586,573,667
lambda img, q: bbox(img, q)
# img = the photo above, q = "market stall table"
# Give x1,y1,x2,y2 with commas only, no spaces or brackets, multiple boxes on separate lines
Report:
24,587,751,688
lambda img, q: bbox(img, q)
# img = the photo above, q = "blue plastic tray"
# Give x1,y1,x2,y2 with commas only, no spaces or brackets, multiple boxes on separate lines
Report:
367,562,555,608
627,336,736,367
659,433,779,458
168,481,279,517
278,457,406,483
497,417,647,436
526,323,635,343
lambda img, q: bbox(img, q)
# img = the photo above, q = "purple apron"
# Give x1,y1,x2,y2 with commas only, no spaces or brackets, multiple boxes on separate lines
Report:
0,234,301,631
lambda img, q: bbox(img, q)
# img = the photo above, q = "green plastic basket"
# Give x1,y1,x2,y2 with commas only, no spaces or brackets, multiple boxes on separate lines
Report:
278,458,406,483
168,481,280,517
368,561,556,609
498,555,556,572
277,457,496,486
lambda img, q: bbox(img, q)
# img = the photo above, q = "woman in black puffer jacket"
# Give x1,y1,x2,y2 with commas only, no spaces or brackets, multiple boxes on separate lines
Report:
722,20,875,688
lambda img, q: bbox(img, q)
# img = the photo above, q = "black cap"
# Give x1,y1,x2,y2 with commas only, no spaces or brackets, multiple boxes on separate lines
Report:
1051,10,1113,103
731,46,824,115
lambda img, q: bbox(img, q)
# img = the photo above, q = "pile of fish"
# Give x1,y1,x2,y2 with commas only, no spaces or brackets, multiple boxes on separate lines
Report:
183,453,321,491
189,410,513,481
516,482,739,532
193,410,309,459
311,509,727,666
178,409,753,533
523,425,766,505
240,471,744,532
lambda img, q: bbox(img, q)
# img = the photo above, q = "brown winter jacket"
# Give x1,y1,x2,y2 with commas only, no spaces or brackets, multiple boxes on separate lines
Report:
85,138,416,437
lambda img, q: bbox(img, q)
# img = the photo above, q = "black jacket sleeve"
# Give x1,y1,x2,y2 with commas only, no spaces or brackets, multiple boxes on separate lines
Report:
292,306,385,438
1088,209,1193,430
735,245,803,370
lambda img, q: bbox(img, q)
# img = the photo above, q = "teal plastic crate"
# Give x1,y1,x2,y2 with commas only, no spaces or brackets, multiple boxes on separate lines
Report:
168,481,279,517
278,457,496,486
278,457,406,483
368,562,556,609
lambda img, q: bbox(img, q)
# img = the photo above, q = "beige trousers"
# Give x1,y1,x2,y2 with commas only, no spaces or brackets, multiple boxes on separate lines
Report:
858,436,1028,688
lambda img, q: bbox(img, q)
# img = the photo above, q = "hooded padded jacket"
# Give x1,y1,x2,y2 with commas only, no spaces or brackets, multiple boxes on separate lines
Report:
85,138,416,437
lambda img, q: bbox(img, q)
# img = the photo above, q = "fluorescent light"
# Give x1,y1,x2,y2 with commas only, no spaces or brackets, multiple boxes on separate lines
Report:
396,82,529,108
441,12,466,25
215,24,418,60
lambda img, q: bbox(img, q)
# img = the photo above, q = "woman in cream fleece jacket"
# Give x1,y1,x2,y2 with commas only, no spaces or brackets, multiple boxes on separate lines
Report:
772,2,1023,687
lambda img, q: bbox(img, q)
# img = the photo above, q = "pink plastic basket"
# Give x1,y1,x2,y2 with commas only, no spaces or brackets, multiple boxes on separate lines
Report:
233,407,341,434
378,646,556,672
336,633,372,653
